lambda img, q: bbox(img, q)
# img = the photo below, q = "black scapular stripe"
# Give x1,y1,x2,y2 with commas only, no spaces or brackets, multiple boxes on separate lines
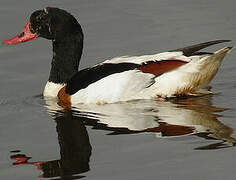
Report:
66,63,140,95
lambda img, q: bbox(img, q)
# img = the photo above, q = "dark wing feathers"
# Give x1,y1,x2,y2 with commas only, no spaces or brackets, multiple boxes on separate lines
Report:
170,40,231,56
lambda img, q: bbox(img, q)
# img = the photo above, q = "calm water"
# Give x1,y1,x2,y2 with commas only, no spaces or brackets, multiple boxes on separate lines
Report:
1,0,236,180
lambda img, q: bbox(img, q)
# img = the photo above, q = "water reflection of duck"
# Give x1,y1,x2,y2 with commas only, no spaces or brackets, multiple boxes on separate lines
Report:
11,109,92,179
3,7,232,105
76,96,236,146
45,94,236,147
10,95,235,179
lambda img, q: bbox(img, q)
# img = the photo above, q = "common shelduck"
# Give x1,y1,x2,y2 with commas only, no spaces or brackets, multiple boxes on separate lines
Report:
3,7,233,106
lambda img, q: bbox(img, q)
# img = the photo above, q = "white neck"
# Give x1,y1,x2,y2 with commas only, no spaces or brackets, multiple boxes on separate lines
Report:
43,81,65,97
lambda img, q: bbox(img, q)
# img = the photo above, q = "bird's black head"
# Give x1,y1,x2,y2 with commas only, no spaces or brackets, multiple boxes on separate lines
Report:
30,7,83,40
3,7,83,44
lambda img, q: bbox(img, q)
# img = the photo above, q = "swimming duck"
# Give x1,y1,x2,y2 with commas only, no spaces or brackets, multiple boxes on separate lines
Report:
3,7,232,105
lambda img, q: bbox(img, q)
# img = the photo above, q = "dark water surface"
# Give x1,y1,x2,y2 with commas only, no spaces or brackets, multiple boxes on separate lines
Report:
1,0,236,180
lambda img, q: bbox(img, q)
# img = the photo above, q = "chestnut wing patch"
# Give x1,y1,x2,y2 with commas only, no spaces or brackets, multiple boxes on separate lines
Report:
66,63,139,95
138,60,187,76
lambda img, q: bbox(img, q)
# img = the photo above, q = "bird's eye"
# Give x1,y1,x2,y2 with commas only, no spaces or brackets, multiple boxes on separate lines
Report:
36,16,40,20
36,13,45,21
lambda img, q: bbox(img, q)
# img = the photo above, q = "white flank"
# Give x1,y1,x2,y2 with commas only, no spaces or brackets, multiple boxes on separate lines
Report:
71,70,155,104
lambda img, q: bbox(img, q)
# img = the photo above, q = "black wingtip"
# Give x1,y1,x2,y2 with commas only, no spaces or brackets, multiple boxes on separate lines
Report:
170,40,232,56
227,46,233,50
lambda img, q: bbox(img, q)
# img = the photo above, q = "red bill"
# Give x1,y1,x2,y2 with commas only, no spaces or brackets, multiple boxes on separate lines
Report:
2,22,38,45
